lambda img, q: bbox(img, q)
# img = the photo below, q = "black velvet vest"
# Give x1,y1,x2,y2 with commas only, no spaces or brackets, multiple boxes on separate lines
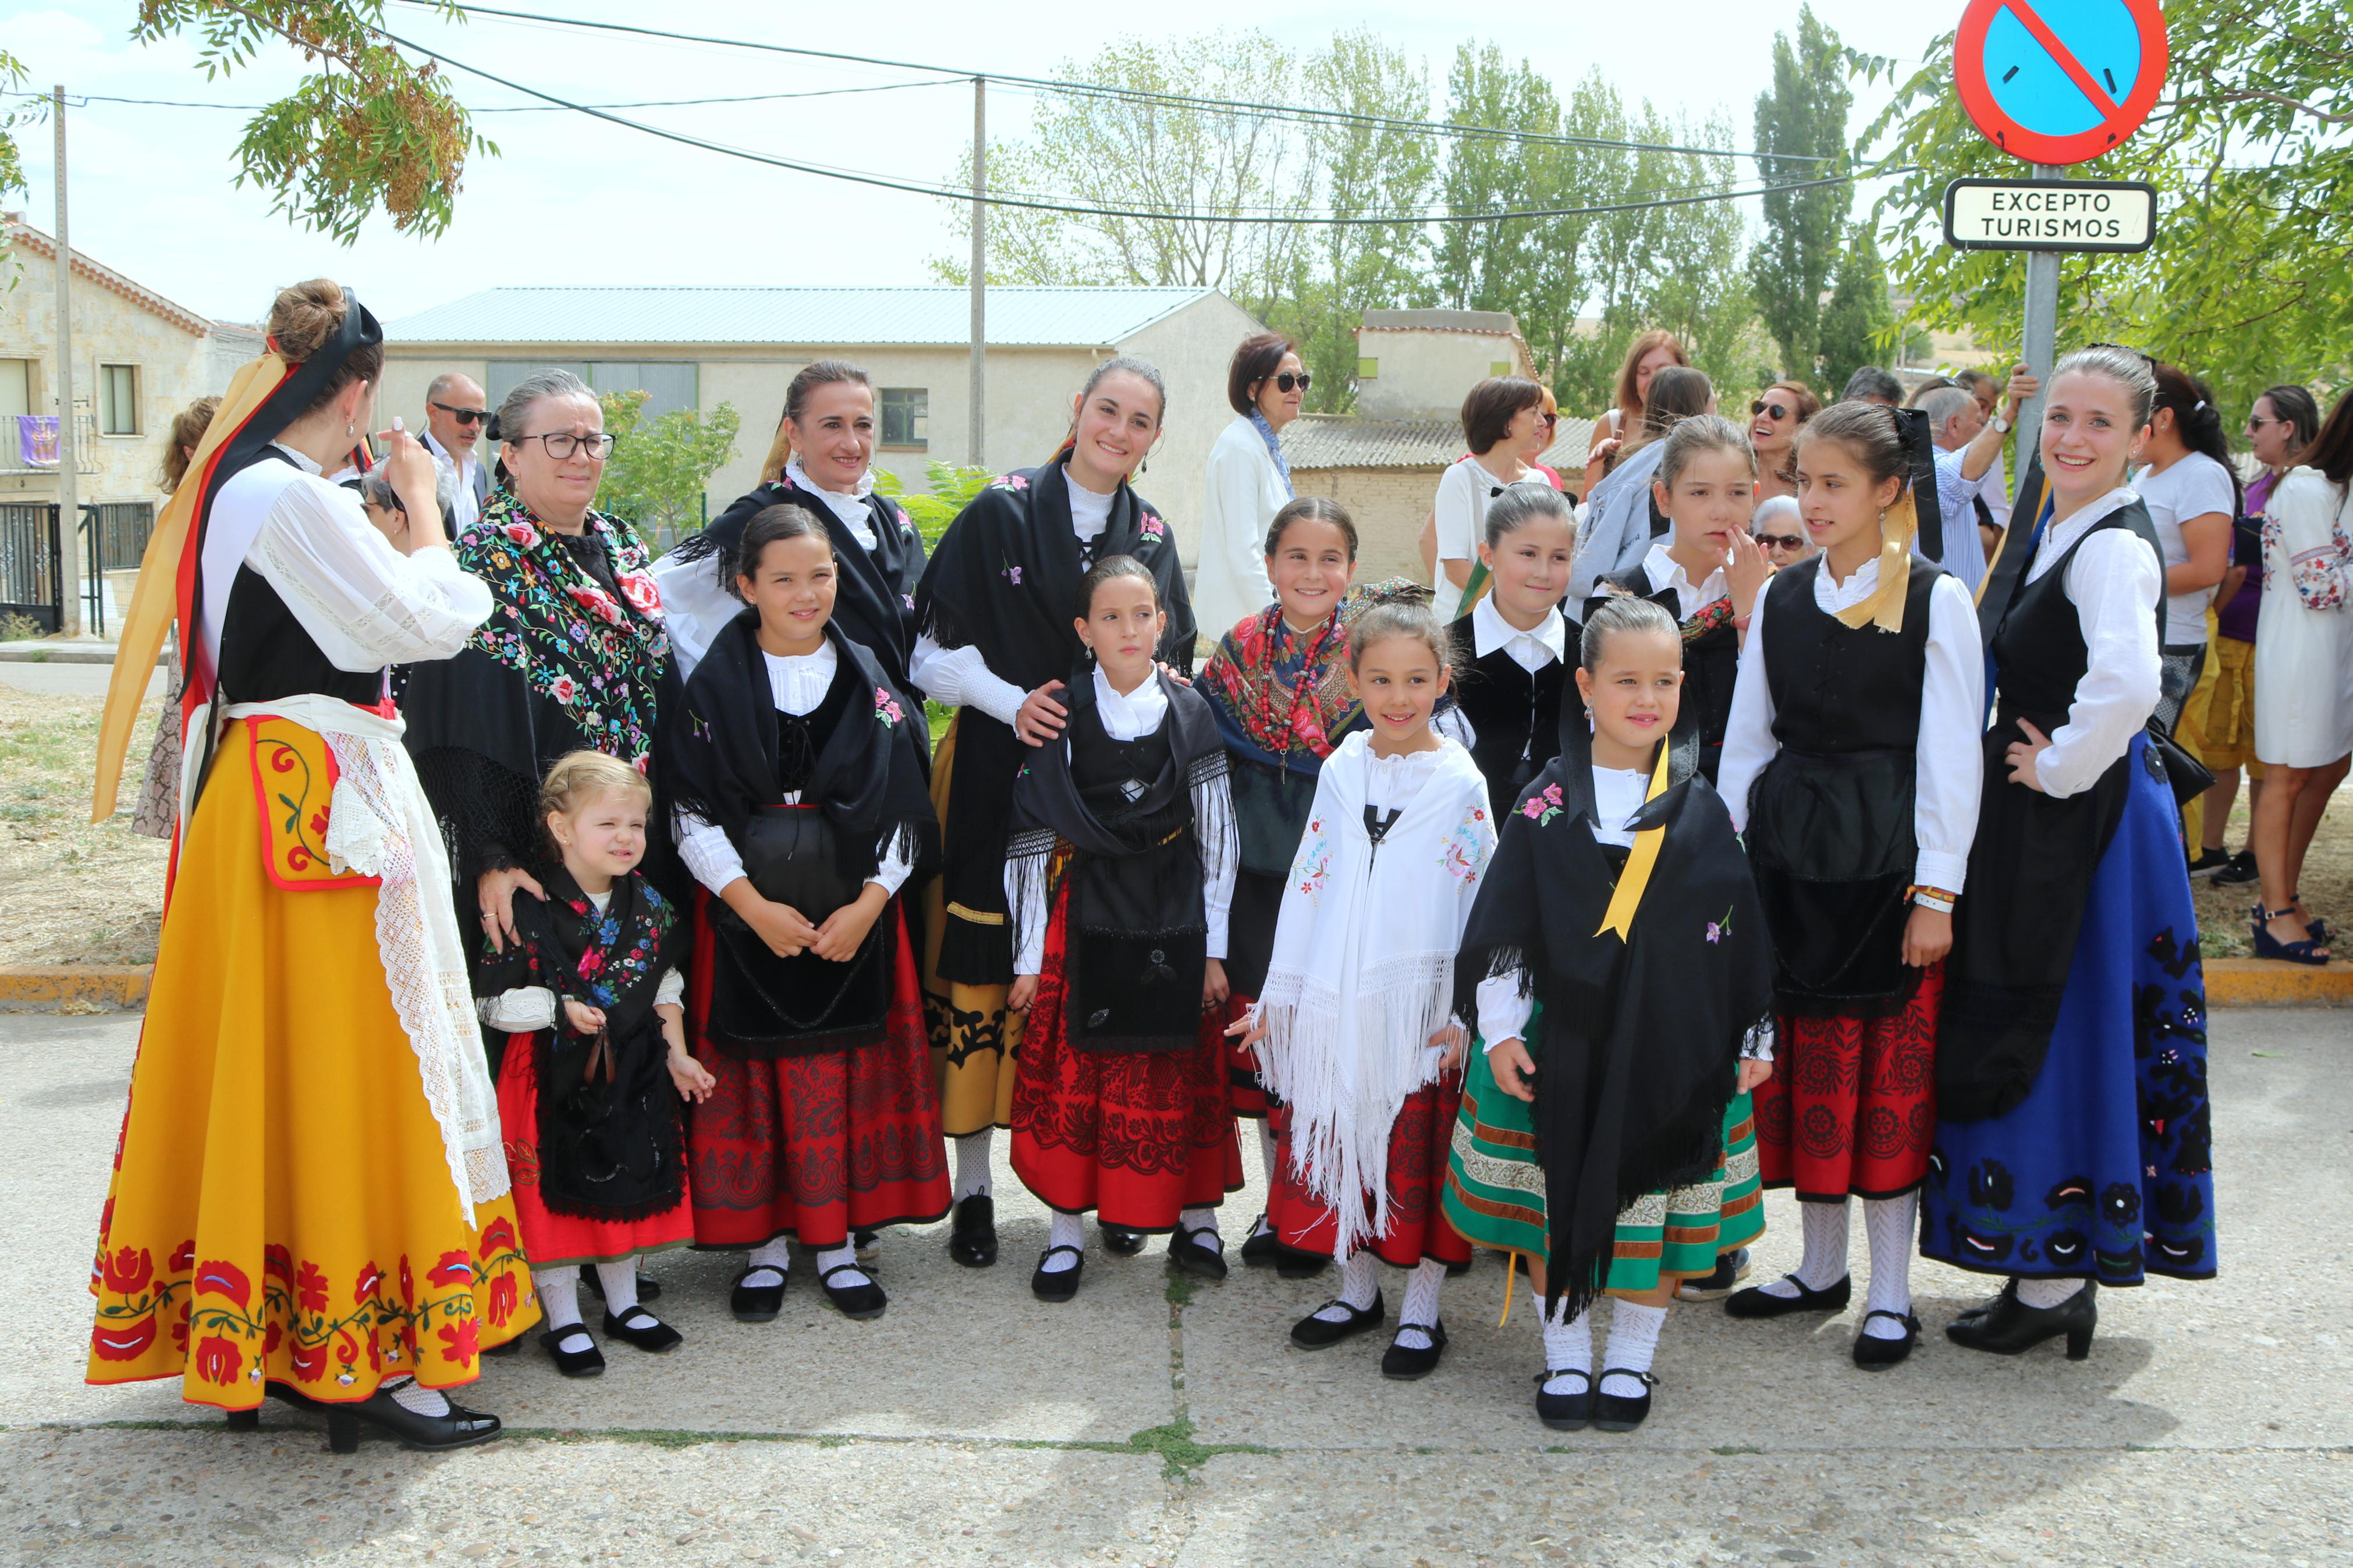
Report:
215,564,384,709
1591,567,1737,783
1446,614,1568,811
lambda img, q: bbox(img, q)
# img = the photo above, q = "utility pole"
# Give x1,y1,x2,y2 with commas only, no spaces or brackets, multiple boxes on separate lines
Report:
968,76,986,470
52,85,81,637
2014,162,2063,477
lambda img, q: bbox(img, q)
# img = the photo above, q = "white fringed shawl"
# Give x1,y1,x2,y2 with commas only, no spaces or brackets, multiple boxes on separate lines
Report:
1251,732,1496,1257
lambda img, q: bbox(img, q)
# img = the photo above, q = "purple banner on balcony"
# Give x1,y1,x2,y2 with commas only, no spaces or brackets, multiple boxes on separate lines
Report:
16,415,59,468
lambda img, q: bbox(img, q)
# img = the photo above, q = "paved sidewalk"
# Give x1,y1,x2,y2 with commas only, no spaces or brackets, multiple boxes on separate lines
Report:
1,1009,2344,1566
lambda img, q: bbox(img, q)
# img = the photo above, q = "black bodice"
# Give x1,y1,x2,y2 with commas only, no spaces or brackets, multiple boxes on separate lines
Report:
773,656,856,796
1760,556,1941,755
215,564,382,709
1446,615,1568,809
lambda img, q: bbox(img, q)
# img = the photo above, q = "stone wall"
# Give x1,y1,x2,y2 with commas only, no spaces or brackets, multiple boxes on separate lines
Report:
1288,465,1445,588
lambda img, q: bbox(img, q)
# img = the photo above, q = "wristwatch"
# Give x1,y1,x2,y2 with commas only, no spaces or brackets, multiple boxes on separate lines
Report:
1989,414,2011,435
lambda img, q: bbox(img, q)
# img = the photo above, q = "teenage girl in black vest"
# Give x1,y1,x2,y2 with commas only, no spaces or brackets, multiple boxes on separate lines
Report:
1440,481,1577,810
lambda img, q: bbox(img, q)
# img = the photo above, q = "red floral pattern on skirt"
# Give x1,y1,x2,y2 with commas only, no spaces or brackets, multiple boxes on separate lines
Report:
1268,1075,1471,1268
686,900,951,1249
496,1031,694,1267
1008,889,1244,1230
1754,962,1942,1201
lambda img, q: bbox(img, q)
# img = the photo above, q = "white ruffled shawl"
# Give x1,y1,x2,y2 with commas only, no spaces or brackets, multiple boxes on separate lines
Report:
1251,732,1496,1257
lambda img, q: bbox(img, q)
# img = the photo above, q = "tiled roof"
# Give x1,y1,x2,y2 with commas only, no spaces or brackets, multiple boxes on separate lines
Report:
384,286,1222,348
1282,413,1599,474
4,222,211,336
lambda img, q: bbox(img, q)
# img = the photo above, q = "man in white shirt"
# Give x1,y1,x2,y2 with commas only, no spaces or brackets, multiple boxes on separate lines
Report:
421,372,491,533
1921,368,2036,592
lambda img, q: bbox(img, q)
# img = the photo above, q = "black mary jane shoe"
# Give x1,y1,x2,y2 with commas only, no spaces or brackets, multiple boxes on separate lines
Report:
1166,1225,1229,1282
224,1406,261,1431
1101,1224,1148,1257
1724,1272,1851,1320
819,1262,889,1321
1031,1245,1086,1303
1275,1245,1332,1281
1534,1368,1593,1431
1851,1309,1921,1370
540,1326,606,1379
1945,1279,2098,1360
603,1305,684,1353
1444,1254,1475,1278
730,1265,787,1323
581,1265,663,1305
1289,1290,1385,1349
482,1336,521,1358
273,1379,503,1455
1238,1214,1282,1267
1591,1369,1658,1433
1379,1319,1448,1380
949,1194,999,1269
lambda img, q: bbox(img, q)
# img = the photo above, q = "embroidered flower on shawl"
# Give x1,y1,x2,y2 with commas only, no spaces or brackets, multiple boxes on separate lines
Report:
1440,810,1489,885
903,592,917,609
1683,596,1737,644
875,686,904,726
501,521,541,550
897,507,917,535
1706,905,1734,944
616,570,663,616
548,674,580,707
1294,816,1332,897
1138,511,1166,543
569,583,625,625
1004,564,1024,586
989,473,1031,493
1520,783,1564,826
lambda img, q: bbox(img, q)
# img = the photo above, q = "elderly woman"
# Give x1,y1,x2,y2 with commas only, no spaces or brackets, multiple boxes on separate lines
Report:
1195,333,1305,642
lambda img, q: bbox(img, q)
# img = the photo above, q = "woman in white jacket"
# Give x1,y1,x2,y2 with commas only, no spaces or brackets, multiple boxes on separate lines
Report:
1197,333,1305,642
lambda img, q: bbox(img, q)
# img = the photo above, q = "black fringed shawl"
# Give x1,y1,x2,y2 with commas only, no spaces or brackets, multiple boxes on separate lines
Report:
914,461,1198,984
1452,713,1773,1318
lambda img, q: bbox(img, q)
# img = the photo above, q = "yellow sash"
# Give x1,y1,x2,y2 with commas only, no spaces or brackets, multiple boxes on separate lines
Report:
1593,738,1673,941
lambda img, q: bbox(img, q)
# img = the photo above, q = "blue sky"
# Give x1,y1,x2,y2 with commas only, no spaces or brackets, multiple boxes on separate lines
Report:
3,1,1958,325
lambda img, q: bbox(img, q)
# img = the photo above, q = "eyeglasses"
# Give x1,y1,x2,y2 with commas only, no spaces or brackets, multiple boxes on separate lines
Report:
1536,411,1560,428
1754,532,1807,552
513,431,616,460
2246,415,2281,433
1750,400,1791,421
1273,372,1312,393
432,401,489,425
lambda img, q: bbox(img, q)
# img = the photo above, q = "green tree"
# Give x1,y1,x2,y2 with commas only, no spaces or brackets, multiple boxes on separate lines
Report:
1747,5,1852,389
873,461,993,547
1853,0,2353,407
595,391,740,553
0,51,25,205
1817,223,1893,394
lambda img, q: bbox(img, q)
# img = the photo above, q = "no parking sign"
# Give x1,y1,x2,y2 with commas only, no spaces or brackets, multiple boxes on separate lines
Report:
1954,0,2169,165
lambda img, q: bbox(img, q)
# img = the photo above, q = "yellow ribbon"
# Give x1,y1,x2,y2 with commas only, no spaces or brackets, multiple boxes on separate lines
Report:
1593,737,1673,941
1830,485,1922,634
90,350,291,824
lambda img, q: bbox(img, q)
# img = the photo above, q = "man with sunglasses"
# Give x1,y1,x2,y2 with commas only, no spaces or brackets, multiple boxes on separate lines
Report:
422,371,492,532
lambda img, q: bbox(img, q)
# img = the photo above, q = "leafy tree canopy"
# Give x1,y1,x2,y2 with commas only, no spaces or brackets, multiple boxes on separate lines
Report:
595,390,739,553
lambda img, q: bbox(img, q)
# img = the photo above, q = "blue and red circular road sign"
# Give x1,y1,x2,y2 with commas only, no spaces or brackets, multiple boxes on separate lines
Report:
1954,0,2169,165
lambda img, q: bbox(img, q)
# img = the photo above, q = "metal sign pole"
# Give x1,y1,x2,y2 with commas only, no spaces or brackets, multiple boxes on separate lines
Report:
52,85,81,638
968,76,986,470
2014,162,2063,475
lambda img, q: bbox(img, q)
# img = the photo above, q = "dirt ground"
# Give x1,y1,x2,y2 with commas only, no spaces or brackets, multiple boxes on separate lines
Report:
0,686,171,966
2189,776,2352,958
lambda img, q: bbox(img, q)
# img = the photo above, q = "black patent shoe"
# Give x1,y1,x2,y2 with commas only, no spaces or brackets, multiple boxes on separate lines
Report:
1275,1245,1332,1280
540,1326,606,1378
949,1194,999,1268
602,1306,684,1352
730,1264,787,1323
1724,1272,1851,1319
1534,1368,1592,1431
819,1263,888,1321
581,1265,662,1304
304,1381,503,1455
1238,1214,1281,1267
1946,1278,2098,1360
1101,1224,1147,1257
1592,1369,1658,1432
1289,1290,1385,1349
1380,1319,1448,1379
1444,1254,1474,1278
1167,1225,1229,1282
1031,1245,1085,1302
1851,1310,1921,1370
1675,1246,1752,1302
225,1406,260,1431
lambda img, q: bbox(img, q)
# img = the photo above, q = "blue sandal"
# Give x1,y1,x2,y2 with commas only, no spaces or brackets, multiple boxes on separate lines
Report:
2252,906,2330,966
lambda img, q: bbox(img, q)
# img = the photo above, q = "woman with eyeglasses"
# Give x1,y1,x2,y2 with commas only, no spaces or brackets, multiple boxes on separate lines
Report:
1433,377,1553,623
1748,382,1821,503
1197,333,1308,643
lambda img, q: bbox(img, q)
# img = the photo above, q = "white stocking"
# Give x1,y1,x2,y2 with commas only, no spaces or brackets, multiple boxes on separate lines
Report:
1393,1258,1448,1350
814,1242,869,1290
1038,1211,1086,1273
1600,1300,1667,1399
387,1378,452,1416
2017,1276,2085,1309
1860,1194,1917,1337
1540,1295,1593,1393
1311,1248,1380,1321
1760,1198,1851,1297
741,1236,791,1291
1178,1206,1223,1254
534,1268,591,1354
593,1257,640,1317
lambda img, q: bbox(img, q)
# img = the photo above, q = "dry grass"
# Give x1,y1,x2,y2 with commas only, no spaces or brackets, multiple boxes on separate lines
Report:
0,685,171,965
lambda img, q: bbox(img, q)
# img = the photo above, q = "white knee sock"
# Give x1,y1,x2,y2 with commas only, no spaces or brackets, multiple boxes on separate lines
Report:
2017,1276,2085,1309
594,1257,641,1317
1600,1300,1667,1399
742,1236,791,1290
1257,1120,1281,1187
814,1242,869,1290
1761,1198,1851,1297
1311,1248,1381,1320
1860,1194,1917,1337
1540,1295,1593,1392
954,1130,994,1201
1178,1206,1223,1254
1039,1211,1086,1273
1393,1258,1448,1349
386,1377,452,1416
534,1268,591,1353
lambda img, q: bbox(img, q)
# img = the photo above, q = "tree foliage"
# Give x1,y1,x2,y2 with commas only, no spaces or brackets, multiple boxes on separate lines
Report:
0,51,26,206
874,461,995,547
595,390,740,552
1747,5,1852,390
1817,222,1894,394
1854,0,2353,407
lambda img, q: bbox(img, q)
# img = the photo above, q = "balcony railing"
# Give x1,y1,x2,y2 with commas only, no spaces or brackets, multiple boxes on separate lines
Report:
1,414,101,477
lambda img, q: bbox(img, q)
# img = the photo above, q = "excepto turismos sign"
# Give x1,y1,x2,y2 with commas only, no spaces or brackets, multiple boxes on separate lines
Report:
1943,177,2156,254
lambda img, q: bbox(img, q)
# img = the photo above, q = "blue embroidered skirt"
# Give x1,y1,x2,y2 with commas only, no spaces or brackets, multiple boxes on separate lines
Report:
1922,732,2216,1285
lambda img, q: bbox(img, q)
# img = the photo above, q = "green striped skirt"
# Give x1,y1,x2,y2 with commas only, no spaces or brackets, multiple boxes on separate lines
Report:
1442,1002,1764,1295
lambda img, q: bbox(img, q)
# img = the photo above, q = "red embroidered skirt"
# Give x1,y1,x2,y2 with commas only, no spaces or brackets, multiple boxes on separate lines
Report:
1223,998,1270,1121
685,900,952,1250
496,1032,695,1269
1008,890,1244,1231
1269,1075,1471,1268
1754,962,1942,1202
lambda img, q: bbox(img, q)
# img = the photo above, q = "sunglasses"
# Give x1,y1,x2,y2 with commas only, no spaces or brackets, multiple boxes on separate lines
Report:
1270,371,1312,393
2246,414,2282,432
432,401,490,425
1754,532,1807,552
1750,400,1790,421
1536,411,1560,428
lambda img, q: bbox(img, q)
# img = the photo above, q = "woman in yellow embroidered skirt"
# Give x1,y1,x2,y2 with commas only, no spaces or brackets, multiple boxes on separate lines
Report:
86,279,534,1450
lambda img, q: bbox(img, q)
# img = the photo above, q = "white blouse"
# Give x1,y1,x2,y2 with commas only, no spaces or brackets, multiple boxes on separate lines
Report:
1632,541,1728,622
2017,487,2165,799
478,884,686,1032
198,444,490,678
784,457,878,549
1008,666,1238,975
1716,559,1986,893
672,640,915,899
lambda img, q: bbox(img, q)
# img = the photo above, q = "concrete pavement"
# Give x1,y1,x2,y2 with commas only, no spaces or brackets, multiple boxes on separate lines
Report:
1,1008,2345,1566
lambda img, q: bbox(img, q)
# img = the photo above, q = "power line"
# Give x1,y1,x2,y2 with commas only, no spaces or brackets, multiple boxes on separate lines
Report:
374,23,1893,226
399,0,1836,165
3,80,948,113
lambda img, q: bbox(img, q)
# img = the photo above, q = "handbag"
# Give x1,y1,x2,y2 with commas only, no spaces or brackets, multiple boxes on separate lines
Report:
709,804,858,937
2145,716,2215,806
